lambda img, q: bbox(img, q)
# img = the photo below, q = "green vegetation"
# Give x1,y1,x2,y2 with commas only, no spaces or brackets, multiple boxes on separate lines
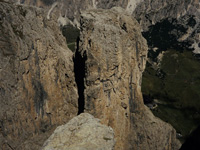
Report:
62,24,80,52
41,0,55,5
142,49,200,142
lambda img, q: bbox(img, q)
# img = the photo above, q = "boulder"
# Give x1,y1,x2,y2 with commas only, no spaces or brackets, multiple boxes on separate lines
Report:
41,113,115,150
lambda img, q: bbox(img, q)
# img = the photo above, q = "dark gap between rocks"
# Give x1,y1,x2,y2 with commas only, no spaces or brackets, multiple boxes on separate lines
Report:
73,37,87,115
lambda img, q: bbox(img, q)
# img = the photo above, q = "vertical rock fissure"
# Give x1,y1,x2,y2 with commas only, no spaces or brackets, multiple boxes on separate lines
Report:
74,38,87,115
32,48,47,117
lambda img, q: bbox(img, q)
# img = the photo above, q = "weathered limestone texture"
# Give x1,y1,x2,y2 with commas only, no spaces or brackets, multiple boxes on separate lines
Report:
0,1,78,149
78,8,181,150
41,113,115,150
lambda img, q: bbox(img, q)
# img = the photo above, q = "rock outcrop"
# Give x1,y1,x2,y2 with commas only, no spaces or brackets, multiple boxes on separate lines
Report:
16,0,200,52
76,8,181,150
133,0,199,30
0,1,78,150
41,113,115,150
0,1,184,150
133,0,200,52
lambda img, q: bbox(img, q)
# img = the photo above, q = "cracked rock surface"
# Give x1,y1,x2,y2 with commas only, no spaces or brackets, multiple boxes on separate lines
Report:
0,1,78,150
78,7,181,150
0,1,182,150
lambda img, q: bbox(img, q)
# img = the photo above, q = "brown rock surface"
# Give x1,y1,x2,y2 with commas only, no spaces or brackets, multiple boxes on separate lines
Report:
0,1,183,150
77,7,181,150
0,1,78,150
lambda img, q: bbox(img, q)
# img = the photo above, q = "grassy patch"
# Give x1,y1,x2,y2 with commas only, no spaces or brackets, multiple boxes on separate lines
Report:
142,49,200,141
61,24,80,52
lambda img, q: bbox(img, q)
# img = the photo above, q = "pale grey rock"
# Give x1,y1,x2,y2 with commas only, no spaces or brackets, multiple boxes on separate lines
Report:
41,113,115,150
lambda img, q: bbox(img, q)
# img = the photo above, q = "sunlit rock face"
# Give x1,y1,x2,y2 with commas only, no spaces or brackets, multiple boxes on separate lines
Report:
0,1,78,149
77,7,181,150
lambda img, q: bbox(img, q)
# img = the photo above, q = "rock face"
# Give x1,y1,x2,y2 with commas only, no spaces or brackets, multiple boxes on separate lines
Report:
0,1,78,150
13,0,143,28
16,0,200,52
0,1,183,150
41,113,115,150
133,0,200,52
13,0,55,6
76,8,181,150
133,0,199,30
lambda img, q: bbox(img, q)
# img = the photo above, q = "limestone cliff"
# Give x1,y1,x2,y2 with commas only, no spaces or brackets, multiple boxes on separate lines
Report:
0,1,183,150
0,1,78,150
133,0,200,52
76,8,181,150
15,0,142,27
16,0,200,52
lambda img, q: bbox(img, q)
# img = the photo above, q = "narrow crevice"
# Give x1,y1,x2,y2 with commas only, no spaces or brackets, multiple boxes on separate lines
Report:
73,37,87,115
